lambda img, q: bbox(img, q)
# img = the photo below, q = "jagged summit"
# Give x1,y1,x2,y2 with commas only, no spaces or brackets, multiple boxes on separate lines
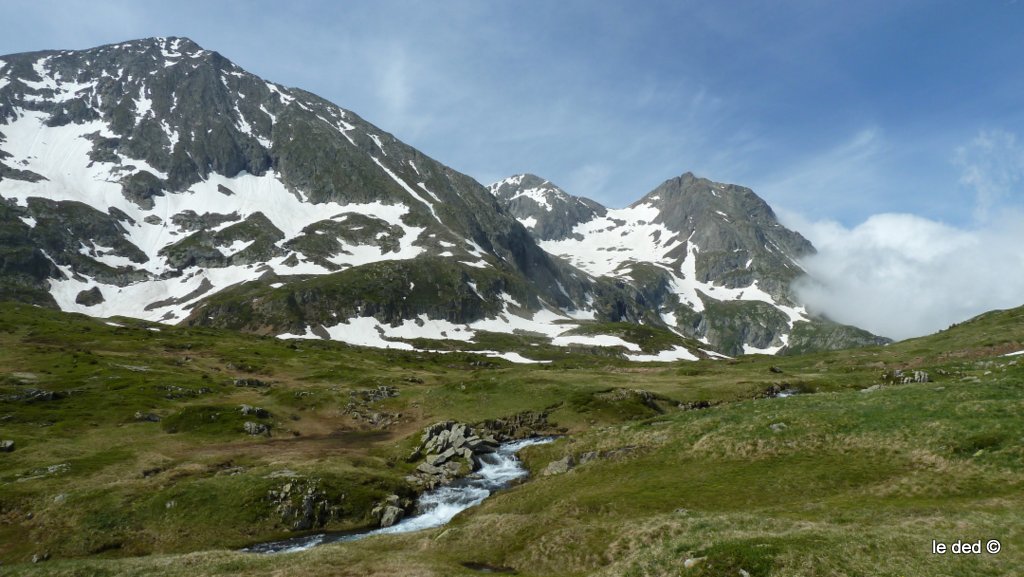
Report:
487,174,605,240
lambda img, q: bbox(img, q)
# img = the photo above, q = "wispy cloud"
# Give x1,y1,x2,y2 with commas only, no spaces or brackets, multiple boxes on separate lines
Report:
954,129,1024,223
756,127,888,220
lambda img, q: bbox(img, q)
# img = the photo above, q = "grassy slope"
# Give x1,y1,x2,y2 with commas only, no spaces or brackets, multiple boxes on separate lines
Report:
0,303,1022,576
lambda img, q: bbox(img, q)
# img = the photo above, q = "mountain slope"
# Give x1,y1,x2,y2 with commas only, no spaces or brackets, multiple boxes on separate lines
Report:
0,38,639,353
0,37,882,359
490,172,888,355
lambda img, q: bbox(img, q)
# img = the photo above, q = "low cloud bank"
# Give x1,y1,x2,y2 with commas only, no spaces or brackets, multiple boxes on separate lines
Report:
783,212,1024,341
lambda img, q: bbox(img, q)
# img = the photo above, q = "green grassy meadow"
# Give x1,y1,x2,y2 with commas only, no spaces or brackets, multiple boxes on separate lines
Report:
1,302,1022,576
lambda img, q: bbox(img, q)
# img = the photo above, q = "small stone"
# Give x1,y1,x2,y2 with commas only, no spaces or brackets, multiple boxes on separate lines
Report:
683,557,705,569
244,421,269,436
769,422,787,432
240,405,269,418
0,440,14,452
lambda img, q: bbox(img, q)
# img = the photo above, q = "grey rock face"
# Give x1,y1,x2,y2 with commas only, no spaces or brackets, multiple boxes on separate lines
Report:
638,172,814,297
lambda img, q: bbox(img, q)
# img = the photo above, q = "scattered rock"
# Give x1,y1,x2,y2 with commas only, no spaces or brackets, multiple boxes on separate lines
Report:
344,386,401,429
0,440,14,452
240,404,269,418
268,478,345,531
769,366,784,373
881,369,930,384
350,385,399,402
234,378,270,388
244,421,270,436
860,384,882,394
53,493,67,504
408,421,501,488
134,411,161,422
769,422,787,432
8,389,66,402
479,410,555,441
16,463,69,482
677,400,716,411
31,553,49,563
165,500,176,509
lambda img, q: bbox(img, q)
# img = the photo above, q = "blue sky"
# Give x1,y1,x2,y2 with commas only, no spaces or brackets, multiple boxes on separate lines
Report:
3,0,1024,337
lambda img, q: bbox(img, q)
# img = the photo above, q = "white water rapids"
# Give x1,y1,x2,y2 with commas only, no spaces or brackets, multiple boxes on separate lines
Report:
245,436,554,554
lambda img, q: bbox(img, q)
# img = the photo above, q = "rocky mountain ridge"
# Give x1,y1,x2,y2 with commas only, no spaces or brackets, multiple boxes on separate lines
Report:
489,172,886,354
0,37,885,358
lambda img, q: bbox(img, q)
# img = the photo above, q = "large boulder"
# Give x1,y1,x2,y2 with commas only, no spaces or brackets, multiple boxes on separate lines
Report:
542,455,575,476
379,505,404,528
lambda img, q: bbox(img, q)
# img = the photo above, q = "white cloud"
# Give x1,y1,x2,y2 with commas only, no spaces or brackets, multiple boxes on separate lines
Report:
781,129,1024,340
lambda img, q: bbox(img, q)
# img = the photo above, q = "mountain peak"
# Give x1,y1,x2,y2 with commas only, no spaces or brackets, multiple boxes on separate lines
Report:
488,174,606,240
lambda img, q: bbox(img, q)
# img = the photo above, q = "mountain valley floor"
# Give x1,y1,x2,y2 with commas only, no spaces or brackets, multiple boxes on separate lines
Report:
0,302,1022,576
